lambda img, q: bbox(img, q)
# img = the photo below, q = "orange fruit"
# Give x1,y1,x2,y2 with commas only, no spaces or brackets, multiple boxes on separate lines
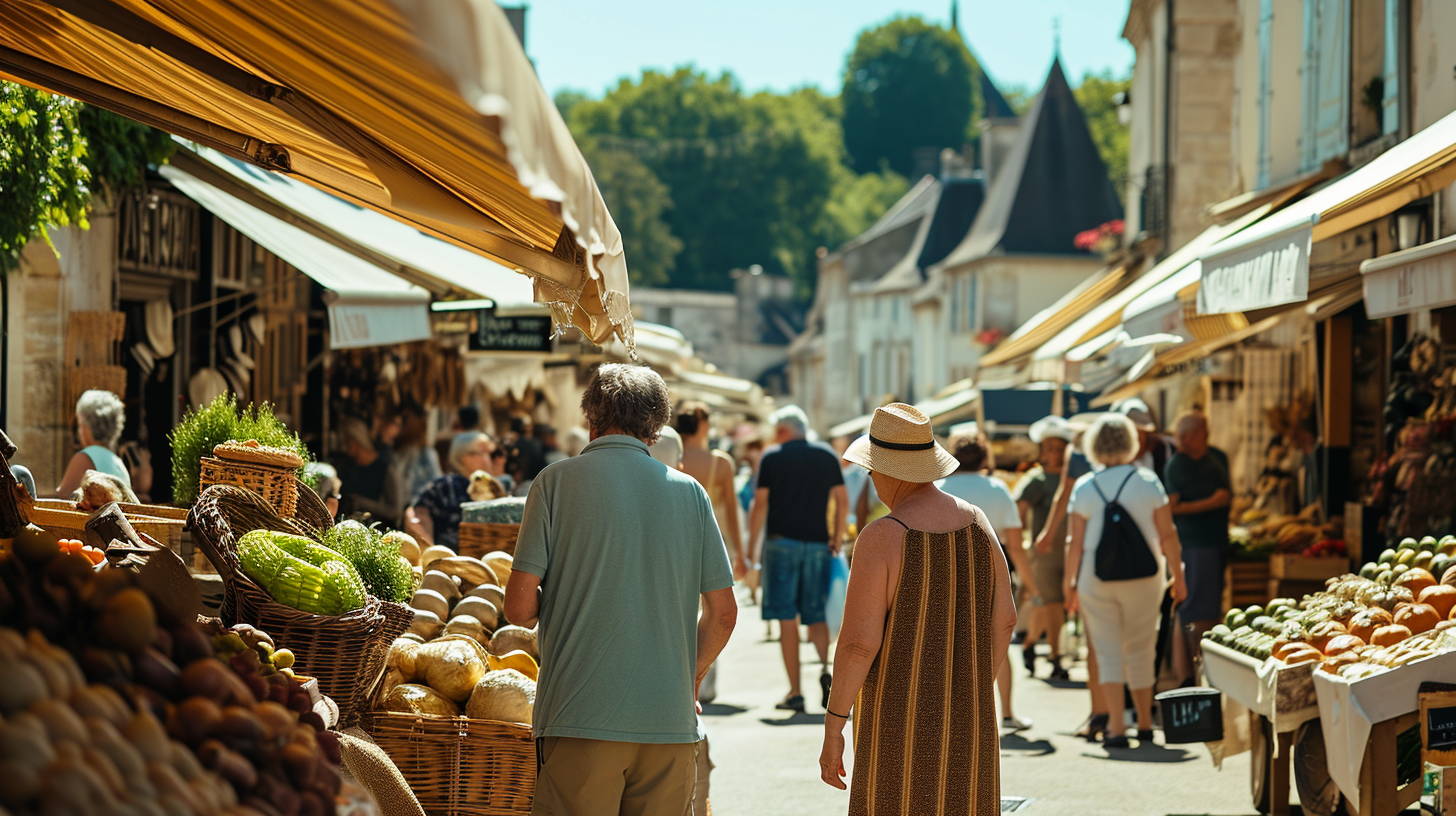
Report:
1395,603,1441,634
1322,634,1366,657
1372,624,1413,646
1395,568,1437,597
1418,584,1456,619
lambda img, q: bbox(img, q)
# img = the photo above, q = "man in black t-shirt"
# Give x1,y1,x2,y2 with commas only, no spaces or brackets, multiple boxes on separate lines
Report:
747,405,847,714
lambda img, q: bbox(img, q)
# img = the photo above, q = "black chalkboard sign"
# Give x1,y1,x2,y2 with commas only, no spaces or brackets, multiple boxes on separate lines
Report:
1427,706,1456,752
470,312,553,353
1154,687,1223,744
1419,684,1456,764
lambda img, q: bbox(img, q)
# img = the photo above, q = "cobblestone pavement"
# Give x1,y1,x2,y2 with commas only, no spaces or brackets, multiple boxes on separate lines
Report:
701,586,1278,816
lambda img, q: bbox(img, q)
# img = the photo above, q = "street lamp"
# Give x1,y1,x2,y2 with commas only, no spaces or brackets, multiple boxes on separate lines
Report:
1114,91,1132,126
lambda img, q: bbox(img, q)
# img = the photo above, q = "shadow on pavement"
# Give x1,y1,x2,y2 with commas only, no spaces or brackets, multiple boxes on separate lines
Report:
759,712,825,726
1038,677,1085,691
1082,744,1196,763
702,703,748,716
998,733,1055,756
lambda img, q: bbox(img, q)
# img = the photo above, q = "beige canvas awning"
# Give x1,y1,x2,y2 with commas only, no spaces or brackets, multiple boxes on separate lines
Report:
0,0,632,347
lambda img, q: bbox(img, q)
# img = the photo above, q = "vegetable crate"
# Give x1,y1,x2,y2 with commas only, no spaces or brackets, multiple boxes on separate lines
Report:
457,523,519,559
189,484,413,726
1224,560,1271,611
1269,555,1351,601
29,499,185,555
362,710,535,816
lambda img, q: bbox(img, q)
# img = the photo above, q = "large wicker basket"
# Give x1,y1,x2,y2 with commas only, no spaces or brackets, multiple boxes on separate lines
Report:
200,456,299,519
457,523,519,559
362,710,535,816
188,484,412,726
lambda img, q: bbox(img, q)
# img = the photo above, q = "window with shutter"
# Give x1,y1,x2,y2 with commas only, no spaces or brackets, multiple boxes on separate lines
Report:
1301,0,1351,171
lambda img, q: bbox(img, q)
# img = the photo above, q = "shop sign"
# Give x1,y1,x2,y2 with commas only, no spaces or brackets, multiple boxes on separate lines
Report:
1198,222,1313,315
1361,236,1456,319
470,312,553,353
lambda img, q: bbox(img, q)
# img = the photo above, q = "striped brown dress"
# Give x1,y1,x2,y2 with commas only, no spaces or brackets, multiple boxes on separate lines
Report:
850,522,999,816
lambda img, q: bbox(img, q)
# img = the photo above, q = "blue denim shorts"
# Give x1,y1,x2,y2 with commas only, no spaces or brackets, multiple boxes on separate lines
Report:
761,536,832,624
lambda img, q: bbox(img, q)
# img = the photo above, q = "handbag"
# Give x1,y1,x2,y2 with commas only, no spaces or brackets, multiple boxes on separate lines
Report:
826,552,850,638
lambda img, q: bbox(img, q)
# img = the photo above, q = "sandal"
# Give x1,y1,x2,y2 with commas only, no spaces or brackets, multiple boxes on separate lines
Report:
1074,713,1109,742
1103,734,1130,750
775,694,805,713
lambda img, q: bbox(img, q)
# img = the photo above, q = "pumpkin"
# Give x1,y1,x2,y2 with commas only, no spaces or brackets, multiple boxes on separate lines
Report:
1371,624,1413,647
1419,584,1456,618
1394,603,1441,634
1395,568,1437,598
1322,634,1366,657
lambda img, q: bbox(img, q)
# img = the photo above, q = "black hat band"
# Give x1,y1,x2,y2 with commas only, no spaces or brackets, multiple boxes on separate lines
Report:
870,436,935,452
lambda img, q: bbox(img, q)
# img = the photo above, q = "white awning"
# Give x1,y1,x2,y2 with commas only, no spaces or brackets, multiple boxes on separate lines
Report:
1123,261,1201,339
1196,218,1313,315
1199,108,1456,314
173,144,536,307
1031,207,1271,364
160,164,432,349
1360,234,1456,318
828,388,980,441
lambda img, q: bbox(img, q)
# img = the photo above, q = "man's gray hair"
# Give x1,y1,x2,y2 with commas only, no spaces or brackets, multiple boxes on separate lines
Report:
76,390,125,449
770,405,808,438
449,432,491,471
580,364,671,444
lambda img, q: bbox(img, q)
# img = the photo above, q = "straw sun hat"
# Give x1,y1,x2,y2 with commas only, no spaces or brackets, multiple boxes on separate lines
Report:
842,403,958,483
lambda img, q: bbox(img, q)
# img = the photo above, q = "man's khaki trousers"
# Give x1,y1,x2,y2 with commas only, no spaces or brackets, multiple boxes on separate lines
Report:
534,737,697,816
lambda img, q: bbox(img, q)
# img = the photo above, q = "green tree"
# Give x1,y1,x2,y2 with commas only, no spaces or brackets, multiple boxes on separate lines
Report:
0,82,90,271
77,105,176,195
568,69,845,294
579,141,680,287
1073,69,1131,190
841,16,978,177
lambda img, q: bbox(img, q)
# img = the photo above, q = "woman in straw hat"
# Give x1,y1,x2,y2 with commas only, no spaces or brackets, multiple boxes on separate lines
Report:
819,404,1016,814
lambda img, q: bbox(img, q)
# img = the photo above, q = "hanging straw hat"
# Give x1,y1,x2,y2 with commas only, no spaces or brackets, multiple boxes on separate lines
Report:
1029,415,1076,444
188,368,227,408
229,324,255,370
145,300,175,358
842,403,958,483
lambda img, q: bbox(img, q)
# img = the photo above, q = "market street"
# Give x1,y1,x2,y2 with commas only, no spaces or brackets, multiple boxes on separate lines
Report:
705,585,1273,816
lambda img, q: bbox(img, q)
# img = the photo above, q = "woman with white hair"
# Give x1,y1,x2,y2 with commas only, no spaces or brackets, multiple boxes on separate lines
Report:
404,431,497,551
1064,413,1187,749
56,390,131,497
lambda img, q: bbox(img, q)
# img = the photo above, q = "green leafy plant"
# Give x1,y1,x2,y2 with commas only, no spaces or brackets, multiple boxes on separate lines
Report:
320,520,413,603
169,394,312,505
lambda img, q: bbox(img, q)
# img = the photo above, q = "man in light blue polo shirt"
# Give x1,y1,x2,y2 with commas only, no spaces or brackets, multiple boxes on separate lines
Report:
505,364,738,816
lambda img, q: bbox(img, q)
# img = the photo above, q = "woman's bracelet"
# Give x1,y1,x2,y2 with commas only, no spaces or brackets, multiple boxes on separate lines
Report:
826,707,851,720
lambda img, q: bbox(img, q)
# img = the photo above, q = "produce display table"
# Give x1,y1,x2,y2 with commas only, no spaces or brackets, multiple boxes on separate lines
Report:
1202,641,1320,816
1313,649,1456,814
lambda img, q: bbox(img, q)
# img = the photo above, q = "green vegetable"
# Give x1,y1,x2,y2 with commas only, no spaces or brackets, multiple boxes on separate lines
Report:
237,530,366,614
321,521,414,603
169,395,312,504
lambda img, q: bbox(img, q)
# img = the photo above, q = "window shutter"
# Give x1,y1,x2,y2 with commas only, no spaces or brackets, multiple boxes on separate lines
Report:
1382,0,1400,135
1302,0,1350,171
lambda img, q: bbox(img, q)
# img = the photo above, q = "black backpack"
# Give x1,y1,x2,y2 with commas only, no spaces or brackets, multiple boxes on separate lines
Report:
1091,467,1159,582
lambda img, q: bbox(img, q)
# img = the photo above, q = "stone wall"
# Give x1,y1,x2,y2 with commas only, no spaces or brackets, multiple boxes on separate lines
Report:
1169,0,1240,250
7,211,118,492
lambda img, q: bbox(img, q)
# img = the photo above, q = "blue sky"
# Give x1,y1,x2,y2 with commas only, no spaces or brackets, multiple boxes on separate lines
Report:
526,0,1136,100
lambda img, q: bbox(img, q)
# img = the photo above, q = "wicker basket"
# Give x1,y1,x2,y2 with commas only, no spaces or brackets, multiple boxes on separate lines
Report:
362,711,535,816
457,523,519,559
188,485,413,726
200,456,299,519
